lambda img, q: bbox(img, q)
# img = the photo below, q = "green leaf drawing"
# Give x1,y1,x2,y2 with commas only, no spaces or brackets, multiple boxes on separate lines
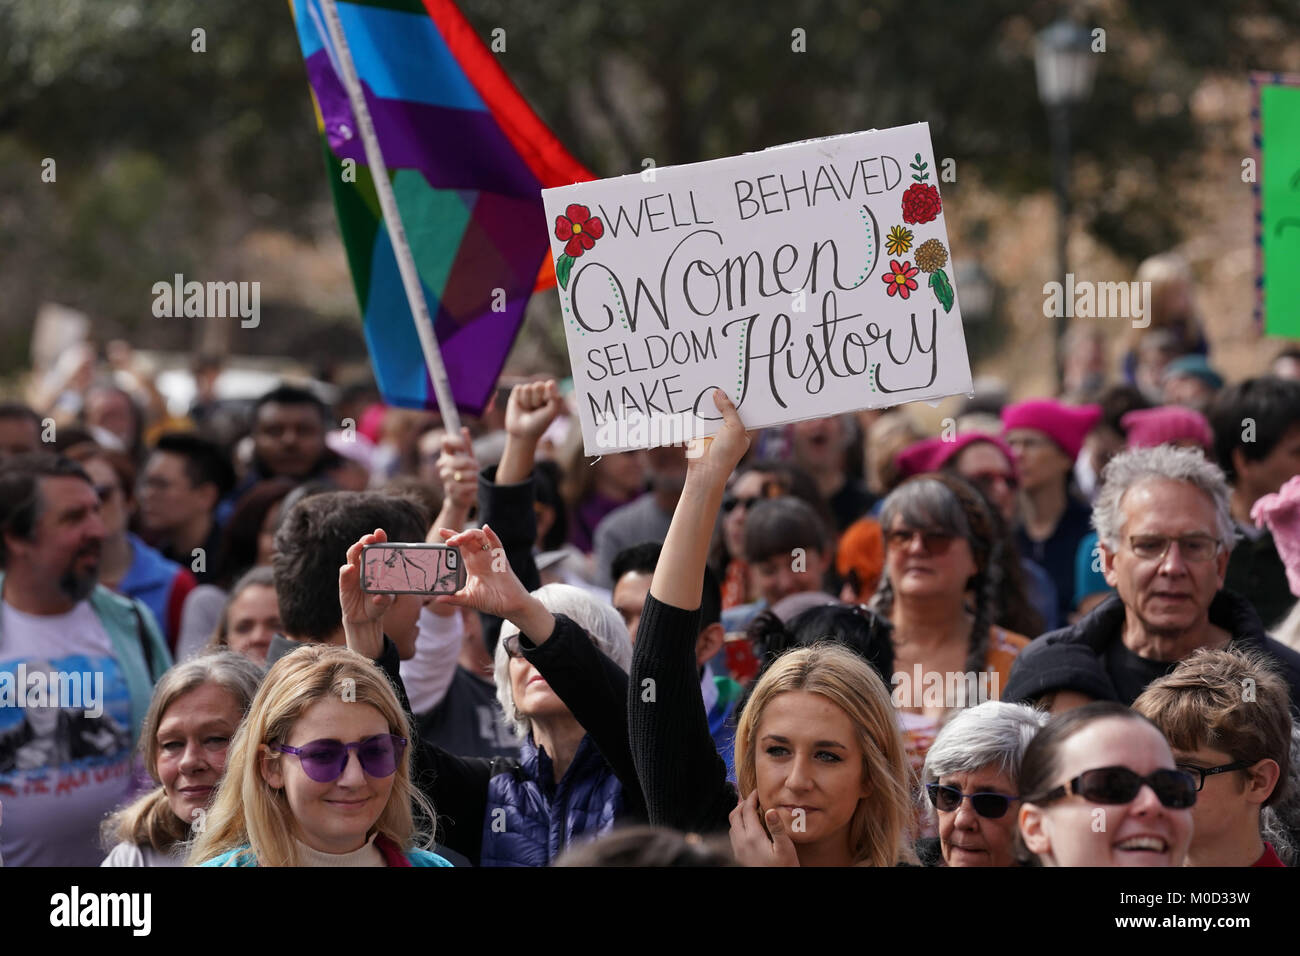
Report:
556,254,574,291
915,153,922,163
929,268,954,313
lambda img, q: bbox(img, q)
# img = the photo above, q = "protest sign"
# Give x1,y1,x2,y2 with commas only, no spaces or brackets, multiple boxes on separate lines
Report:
542,123,973,455
1252,73,1300,338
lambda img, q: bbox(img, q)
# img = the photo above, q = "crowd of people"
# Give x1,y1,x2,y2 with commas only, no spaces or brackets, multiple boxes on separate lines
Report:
3,307,1300,868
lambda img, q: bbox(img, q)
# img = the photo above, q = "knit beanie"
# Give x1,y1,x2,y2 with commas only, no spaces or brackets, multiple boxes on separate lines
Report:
1252,474,1300,599
1001,399,1102,460
1003,640,1119,706
1121,406,1213,453
894,432,1018,480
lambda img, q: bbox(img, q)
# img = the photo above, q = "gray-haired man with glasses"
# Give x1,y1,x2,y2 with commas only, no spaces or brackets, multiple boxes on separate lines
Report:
1007,445,1300,711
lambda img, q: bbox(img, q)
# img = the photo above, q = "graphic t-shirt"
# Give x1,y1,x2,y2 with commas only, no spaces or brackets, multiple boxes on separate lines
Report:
417,667,519,760
0,601,135,866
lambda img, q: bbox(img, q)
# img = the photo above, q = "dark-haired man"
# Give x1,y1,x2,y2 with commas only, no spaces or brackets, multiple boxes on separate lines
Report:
0,404,41,459
266,490,430,667
1208,376,1300,628
0,454,171,866
251,384,330,483
139,433,236,583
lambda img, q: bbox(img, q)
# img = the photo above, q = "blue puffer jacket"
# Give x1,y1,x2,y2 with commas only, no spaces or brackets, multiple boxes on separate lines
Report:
479,733,623,867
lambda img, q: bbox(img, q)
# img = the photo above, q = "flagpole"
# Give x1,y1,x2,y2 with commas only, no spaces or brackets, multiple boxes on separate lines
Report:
317,0,463,434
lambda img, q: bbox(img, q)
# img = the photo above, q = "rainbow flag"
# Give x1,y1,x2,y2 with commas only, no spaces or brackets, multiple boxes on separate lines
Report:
289,0,591,416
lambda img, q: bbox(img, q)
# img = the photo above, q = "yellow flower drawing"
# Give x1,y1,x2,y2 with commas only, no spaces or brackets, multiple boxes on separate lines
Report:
885,225,914,257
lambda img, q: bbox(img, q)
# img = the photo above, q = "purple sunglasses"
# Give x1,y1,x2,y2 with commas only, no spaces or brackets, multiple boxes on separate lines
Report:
271,734,407,783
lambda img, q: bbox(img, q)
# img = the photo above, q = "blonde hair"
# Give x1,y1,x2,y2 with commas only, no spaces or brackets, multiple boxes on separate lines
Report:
101,652,261,854
187,644,434,866
734,644,917,867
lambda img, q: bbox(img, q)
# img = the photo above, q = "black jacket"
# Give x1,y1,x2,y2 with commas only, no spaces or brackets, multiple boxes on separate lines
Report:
1006,590,1300,712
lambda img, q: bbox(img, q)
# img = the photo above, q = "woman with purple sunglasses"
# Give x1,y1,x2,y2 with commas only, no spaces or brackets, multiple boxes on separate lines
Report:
189,644,450,866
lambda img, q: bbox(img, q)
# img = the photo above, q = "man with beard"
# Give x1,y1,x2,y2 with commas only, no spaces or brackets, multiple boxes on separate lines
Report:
1007,445,1300,711
0,454,171,866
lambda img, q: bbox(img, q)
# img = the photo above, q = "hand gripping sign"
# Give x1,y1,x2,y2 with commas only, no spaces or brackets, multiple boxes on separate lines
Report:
543,123,973,455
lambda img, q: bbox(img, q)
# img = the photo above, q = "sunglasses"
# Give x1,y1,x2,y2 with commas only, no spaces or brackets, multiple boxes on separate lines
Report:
271,734,407,783
885,528,957,555
925,783,1018,819
1030,766,1197,810
722,481,783,513
504,630,604,661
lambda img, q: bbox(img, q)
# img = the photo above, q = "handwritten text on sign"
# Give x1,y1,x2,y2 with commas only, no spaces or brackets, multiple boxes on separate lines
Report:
542,124,973,454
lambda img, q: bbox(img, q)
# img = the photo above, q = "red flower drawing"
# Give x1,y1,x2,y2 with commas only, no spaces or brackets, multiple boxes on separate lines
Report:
882,259,920,299
901,183,942,225
554,204,604,258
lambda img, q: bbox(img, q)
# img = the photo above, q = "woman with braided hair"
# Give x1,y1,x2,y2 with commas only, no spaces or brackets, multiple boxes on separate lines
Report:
868,473,1030,792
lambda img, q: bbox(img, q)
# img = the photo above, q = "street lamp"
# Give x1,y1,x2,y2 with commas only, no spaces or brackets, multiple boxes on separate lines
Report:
1035,19,1096,389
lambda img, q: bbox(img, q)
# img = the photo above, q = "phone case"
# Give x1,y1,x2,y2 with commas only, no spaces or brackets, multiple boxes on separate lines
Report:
360,543,467,595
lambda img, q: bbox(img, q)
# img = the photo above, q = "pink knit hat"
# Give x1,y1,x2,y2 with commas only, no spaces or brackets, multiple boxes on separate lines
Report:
1001,399,1102,460
894,432,1018,480
1252,475,1300,598
1121,406,1213,453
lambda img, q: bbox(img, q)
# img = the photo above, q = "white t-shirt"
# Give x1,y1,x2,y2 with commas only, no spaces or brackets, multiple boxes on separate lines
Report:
0,600,136,866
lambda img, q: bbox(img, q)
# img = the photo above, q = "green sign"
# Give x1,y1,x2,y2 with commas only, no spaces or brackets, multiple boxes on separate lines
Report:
1257,75,1300,339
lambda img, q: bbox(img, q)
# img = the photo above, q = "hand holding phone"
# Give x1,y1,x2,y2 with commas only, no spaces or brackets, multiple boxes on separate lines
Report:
360,543,467,595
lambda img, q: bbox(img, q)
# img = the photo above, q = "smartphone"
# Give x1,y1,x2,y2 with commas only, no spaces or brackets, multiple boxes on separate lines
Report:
360,543,466,595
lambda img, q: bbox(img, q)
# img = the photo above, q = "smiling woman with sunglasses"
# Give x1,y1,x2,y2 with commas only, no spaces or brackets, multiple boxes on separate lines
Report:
189,644,449,867
919,701,1047,867
1017,701,1195,867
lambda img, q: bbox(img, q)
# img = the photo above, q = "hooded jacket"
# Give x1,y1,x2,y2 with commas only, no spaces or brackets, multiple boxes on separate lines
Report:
1006,591,1300,710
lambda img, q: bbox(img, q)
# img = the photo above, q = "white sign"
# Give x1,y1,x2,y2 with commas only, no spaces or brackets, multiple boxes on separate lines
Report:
542,123,973,454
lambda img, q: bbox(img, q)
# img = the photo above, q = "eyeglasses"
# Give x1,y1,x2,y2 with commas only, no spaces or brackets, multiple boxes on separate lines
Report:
1127,534,1221,563
271,734,407,783
1176,760,1254,792
885,528,957,556
925,783,1018,819
965,470,1018,493
1030,766,1197,810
